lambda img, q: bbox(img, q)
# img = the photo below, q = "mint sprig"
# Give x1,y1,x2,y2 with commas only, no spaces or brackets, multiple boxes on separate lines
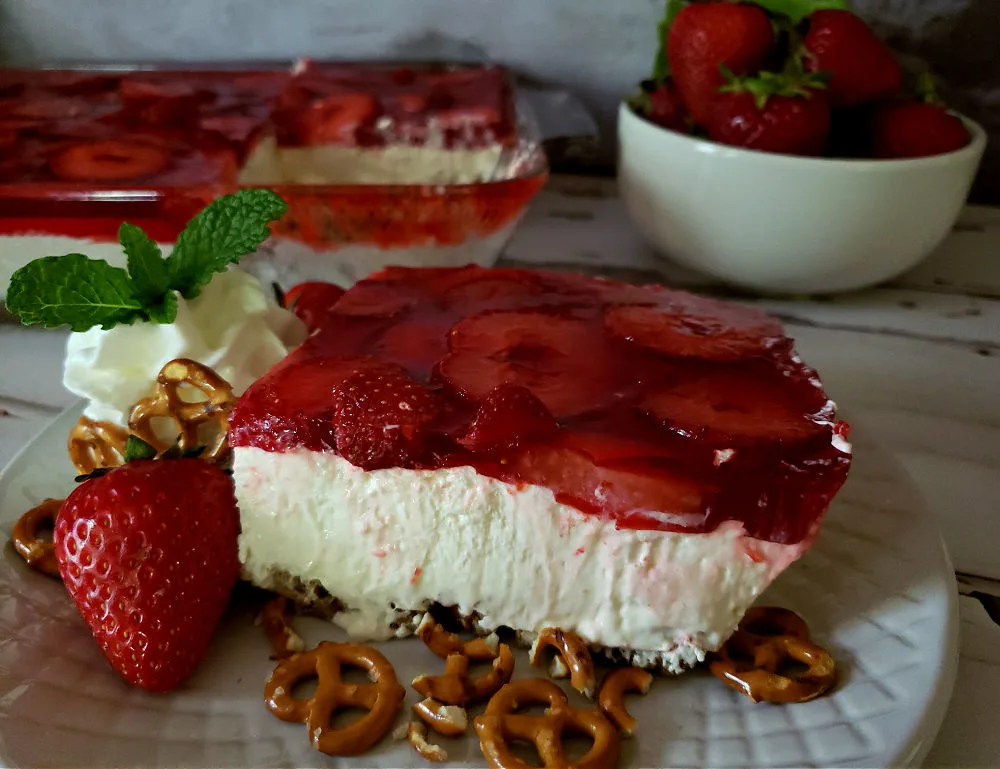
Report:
168,189,288,300
7,254,145,332
6,189,287,332
120,222,169,306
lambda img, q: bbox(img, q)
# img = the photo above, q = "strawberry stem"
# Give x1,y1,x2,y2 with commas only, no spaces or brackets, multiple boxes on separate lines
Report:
916,71,941,105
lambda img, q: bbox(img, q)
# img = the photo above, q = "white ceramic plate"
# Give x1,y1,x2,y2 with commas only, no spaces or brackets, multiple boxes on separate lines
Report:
0,404,958,769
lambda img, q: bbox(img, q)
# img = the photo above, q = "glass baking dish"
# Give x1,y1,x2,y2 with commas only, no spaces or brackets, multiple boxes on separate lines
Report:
0,61,549,294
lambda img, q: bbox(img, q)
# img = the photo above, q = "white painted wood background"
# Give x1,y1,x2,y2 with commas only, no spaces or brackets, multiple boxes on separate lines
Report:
1,175,999,766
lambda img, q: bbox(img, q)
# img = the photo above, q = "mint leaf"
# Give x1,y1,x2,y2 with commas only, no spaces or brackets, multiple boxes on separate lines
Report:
167,189,287,299
146,290,178,325
652,0,687,81
119,221,169,307
124,435,158,462
6,254,145,331
748,0,850,24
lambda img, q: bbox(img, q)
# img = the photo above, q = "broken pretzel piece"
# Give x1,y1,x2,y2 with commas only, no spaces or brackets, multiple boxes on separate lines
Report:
414,615,514,706
11,498,64,578
598,667,653,736
258,595,305,660
529,627,597,698
413,697,468,737
407,697,468,763
68,416,129,475
709,606,837,704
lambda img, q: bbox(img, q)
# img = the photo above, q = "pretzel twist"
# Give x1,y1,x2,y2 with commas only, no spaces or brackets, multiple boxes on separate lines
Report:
709,606,837,704
529,627,597,698
474,678,622,769
598,667,653,735
68,416,128,474
11,498,63,578
264,641,405,756
128,358,235,463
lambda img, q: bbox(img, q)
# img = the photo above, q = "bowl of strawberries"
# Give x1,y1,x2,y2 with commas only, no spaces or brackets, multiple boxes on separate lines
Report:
619,0,987,294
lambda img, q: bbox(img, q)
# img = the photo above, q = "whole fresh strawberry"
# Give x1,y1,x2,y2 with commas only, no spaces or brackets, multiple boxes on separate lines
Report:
803,10,901,108
709,70,830,156
871,99,969,158
54,452,240,692
667,2,774,126
332,366,442,470
643,80,689,132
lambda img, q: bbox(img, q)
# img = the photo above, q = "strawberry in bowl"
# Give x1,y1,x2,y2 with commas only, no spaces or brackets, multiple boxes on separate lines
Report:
620,0,987,293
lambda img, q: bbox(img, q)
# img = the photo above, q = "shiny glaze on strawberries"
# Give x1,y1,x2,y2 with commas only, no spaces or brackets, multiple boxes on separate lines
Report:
230,266,851,545
271,61,515,150
0,63,515,186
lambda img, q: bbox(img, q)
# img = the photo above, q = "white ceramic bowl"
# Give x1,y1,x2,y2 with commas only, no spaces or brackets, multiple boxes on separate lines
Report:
618,101,987,294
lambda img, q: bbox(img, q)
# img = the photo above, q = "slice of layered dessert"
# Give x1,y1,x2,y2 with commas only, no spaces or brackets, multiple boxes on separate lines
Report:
238,60,517,185
230,266,851,672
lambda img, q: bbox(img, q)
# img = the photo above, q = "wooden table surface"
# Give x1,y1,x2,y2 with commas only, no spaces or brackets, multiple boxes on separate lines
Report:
1,174,998,767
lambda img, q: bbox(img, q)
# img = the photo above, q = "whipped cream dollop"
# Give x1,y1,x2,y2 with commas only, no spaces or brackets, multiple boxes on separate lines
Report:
64,267,306,426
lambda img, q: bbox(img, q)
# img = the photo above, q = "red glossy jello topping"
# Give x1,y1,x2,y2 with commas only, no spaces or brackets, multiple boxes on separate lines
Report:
0,62,515,187
272,61,515,150
229,267,851,545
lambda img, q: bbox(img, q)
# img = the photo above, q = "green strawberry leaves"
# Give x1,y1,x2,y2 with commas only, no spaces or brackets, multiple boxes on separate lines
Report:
749,0,850,26
652,0,687,81
124,435,158,462
6,189,287,332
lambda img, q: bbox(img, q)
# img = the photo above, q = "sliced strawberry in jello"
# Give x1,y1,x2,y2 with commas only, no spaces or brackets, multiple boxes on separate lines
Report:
641,364,825,446
438,272,546,313
372,315,453,379
49,140,169,181
440,310,622,418
331,280,418,318
332,368,442,470
460,383,559,452
283,281,346,331
510,444,710,530
119,77,201,101
372,265,544,308
301,93,379,144
605,292,784,360
12,96,88,120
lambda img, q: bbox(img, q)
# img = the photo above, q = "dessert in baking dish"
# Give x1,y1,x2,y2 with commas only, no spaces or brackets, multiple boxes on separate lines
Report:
230,265,852,673
240,60,516,185
0,63,538,293
0,62,515,187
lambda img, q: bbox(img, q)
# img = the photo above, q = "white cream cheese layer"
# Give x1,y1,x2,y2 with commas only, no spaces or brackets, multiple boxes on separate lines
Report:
235,447,806,671
64,267,306,426
238,136,502,185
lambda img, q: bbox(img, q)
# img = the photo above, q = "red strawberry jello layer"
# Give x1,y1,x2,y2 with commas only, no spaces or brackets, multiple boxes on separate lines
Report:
230,266,851,671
